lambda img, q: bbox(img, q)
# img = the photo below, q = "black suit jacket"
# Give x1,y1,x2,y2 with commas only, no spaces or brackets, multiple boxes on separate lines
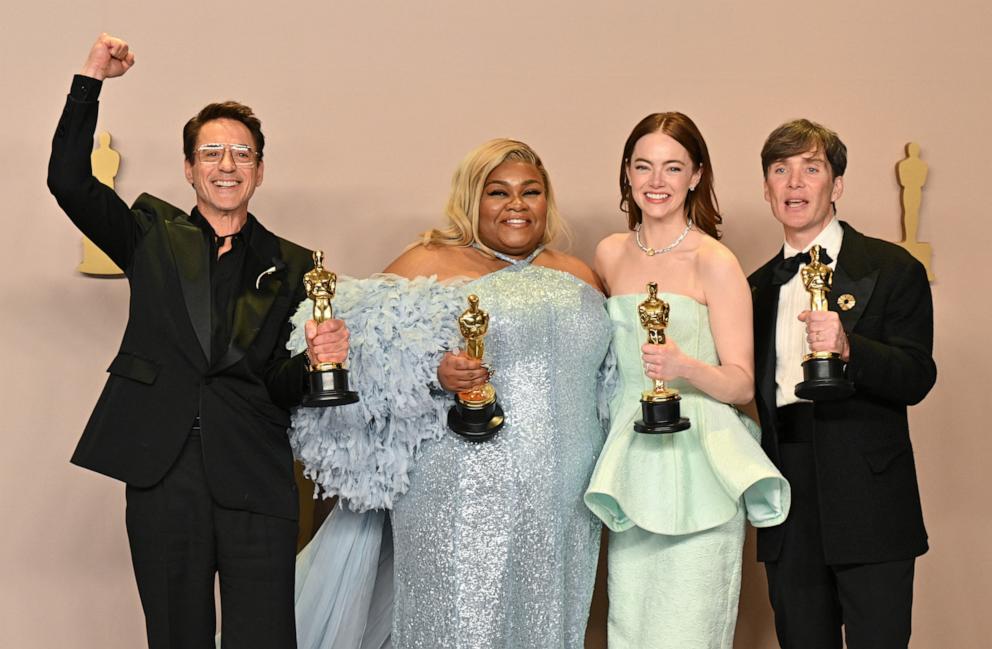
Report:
749,222,936,564
48,77,311,520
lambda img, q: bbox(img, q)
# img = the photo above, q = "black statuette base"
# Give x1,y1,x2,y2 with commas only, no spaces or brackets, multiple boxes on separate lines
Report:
448,400,505,442
301,367,360,408
795,356,854,401
634,397,691,434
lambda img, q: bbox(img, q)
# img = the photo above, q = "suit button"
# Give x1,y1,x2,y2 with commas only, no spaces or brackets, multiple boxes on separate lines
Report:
204,377,213,386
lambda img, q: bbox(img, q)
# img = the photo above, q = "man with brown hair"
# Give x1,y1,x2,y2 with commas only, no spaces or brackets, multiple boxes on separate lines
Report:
48,34,350,649
748,119,936,648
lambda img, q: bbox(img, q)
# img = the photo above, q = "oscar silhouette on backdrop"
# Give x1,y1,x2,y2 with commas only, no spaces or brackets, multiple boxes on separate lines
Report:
896,142,934,281
78,131,123,275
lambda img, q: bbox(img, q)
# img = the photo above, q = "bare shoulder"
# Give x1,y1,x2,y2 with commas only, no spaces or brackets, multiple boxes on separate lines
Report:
539,249,605,293
382,243,459,279
593,233,630,292
594,233,629,265
695,234,744,281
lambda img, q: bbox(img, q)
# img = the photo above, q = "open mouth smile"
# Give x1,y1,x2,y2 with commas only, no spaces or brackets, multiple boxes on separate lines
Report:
501,217,531,226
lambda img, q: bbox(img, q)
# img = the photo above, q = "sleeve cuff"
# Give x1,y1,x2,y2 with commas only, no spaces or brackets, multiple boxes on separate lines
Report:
70,74,103,102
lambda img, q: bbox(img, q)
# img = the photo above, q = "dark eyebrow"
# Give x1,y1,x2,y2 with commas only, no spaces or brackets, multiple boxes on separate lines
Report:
771,156,825,166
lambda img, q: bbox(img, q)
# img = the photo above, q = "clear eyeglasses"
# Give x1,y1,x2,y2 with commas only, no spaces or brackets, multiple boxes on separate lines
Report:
195,143,257,166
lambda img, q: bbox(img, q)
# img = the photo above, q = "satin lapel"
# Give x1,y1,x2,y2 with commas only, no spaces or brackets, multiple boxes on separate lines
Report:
212,228,283,373
164,218,211,364
833,223,878,332
751,259,781,414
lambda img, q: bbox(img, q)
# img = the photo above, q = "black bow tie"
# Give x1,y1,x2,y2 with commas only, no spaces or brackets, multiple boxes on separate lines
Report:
772,248,834,286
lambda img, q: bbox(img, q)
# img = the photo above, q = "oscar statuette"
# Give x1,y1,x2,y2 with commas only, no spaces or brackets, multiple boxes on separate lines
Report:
634,282,691,434
447,294,505,441
300,250,360,407
794,244,855,400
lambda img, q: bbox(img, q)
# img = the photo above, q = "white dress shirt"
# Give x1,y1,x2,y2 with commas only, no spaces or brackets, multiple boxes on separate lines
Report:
775,217,845,407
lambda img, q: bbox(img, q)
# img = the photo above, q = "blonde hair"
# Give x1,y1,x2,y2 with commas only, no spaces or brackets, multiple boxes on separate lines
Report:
419,138,569,255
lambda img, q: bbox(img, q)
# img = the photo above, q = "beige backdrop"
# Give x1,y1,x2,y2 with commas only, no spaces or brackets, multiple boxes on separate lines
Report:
2,1,990,647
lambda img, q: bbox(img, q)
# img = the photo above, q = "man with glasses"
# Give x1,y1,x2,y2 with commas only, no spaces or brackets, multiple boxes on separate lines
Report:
48,33,349,649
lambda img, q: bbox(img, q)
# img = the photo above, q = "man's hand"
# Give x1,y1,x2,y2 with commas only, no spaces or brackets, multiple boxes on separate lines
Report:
437,350,489,393
82,33,135,81
304,319,349,367
799,310,850,362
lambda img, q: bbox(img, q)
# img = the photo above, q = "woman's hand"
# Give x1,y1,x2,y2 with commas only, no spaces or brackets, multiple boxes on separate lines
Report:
437,350,489,393
641,339,691,382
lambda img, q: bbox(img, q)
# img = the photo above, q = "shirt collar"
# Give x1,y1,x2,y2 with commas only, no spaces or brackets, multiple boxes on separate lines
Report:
783,216,843,265
188,208,255,245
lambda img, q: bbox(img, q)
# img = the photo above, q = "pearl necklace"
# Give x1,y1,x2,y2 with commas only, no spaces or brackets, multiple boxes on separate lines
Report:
634,220,692,256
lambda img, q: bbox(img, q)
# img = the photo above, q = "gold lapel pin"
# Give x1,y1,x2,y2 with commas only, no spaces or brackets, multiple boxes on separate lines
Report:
837,294,856,311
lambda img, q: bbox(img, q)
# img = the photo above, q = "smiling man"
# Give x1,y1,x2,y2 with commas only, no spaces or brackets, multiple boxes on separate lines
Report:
748,119,936,649
47,34,349,649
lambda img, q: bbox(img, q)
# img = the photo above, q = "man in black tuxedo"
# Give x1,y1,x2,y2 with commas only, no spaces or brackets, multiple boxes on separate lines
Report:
748,119,936,649
48,34,350,649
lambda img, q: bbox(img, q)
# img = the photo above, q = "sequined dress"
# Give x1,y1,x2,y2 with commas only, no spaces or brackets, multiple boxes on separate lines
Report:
391,262,611,648
584,294,790,649
286,261,611,649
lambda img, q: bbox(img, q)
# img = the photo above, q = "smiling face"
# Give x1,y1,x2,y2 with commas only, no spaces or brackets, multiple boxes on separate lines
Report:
763,148,843,243
183,118,264,222
626,131,702,225
476,160,548,258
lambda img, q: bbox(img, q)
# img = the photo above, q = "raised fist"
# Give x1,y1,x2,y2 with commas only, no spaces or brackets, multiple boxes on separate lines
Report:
82,33,135,81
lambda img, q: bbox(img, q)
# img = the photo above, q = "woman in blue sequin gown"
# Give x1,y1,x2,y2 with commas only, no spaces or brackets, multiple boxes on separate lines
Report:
584,113,790,649
289,139,611,649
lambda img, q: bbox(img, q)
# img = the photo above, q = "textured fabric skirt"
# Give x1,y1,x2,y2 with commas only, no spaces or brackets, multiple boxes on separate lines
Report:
606,507,746,649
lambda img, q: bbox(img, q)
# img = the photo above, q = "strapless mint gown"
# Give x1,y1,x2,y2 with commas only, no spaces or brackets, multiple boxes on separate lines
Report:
585,293,790,649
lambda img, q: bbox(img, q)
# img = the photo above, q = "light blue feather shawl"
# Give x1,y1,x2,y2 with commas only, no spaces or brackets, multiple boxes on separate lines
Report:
287,274,467,512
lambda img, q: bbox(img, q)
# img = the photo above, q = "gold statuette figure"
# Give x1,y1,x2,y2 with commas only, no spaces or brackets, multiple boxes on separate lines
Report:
794,244,854,401
300,250,359,407
303,250,338,368
457,294,496,406
634,282,690,434
448,294,505,441
800,244,833,322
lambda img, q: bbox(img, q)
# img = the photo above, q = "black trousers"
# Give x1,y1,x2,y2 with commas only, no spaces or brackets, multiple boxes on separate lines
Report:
765,409,914,649
125,430,297,649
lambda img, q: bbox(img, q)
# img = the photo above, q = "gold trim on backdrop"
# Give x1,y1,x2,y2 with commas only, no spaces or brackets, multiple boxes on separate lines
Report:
896,142,934,282
78,131,124,277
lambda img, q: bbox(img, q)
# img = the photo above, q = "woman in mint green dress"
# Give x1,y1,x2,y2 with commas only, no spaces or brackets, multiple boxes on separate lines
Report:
584,113,791,649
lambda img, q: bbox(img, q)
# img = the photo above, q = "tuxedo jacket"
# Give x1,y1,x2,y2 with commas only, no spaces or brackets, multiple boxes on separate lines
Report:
48,81,311,520
749,222,936,564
